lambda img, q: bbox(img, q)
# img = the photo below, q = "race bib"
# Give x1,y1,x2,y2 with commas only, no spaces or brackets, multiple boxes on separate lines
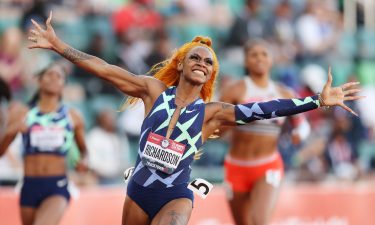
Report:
188,178,213,199
265,169,282,188
141,132,185,174
30,125,65,151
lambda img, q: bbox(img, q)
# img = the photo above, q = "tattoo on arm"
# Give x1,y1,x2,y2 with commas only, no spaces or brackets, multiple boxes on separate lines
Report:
62,47,93,62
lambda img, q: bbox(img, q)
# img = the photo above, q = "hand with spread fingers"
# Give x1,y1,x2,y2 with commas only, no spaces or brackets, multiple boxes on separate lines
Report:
320,67,365,116
28,11,57,50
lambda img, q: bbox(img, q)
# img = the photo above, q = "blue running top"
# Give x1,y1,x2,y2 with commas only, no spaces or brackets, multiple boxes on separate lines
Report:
132,86,205,188
22,105,75,157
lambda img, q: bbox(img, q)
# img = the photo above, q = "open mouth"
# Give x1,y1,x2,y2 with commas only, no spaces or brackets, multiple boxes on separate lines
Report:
192,69,206,76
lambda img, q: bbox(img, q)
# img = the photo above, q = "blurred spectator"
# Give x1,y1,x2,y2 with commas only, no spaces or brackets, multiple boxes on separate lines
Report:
266,0,295,43
119,102,144,162
357,87,375,130
266,0,299,82
289,64,332,181
0,27,27,94
87,109,130,185
72,33,120,96
111,0,162,35
326,108,359,180
116,29,153,74
357,87,375,175
19,0,48,32
288,111,333,182
174,0,232,27
110,0,163,75
295,1,340,63
225,0,267,47
145,29,172,69
112,0,162,75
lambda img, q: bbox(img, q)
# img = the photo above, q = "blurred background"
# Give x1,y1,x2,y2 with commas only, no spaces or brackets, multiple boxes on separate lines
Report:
0,0,374,224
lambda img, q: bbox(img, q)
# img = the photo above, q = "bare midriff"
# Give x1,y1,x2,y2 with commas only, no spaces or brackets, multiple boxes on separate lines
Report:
24,154,66,177
229,129,278,161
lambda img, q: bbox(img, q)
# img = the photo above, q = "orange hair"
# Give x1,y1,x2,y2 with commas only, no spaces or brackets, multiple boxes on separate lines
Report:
123,36,219,109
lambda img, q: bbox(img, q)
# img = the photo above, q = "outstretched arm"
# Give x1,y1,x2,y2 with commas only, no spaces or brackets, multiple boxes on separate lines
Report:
206,67,364,130
0,104,7,143
70,109,89,172
28,12,164,99
208,95,321,128
0,103,28,156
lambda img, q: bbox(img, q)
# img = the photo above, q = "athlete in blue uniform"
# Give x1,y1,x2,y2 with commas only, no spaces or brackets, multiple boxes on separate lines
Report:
0,63,88,225
0,78,11,142
28,12,363,225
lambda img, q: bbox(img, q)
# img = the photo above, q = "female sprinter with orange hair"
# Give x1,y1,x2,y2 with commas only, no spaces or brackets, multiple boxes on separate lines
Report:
28,12,363,225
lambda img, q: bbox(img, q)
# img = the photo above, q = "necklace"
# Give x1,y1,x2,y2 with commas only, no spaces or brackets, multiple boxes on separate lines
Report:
175,95,188,107
175,90,199,108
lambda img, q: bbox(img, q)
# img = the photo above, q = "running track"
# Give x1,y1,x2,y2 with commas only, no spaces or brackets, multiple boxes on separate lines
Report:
1,183,374,225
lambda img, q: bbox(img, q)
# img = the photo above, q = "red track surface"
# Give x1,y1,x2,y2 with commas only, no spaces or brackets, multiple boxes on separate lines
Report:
1,183,375,225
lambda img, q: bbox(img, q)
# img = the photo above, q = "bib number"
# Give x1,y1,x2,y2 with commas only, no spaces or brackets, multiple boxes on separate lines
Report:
187,178,213,199
30,125,65,151
265,169,282,188
123,167,134,183
141,132,185,174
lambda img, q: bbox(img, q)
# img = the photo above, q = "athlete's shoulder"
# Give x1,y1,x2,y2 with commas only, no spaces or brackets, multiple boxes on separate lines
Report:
69,108,84,128
220,78,245,104
145,76,168,97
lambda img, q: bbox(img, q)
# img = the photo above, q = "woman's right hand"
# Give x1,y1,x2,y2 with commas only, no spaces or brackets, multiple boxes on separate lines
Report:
28,11,58,50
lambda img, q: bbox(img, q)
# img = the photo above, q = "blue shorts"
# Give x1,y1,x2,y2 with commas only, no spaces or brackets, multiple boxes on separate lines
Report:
20,175,70,208
126,178,194,219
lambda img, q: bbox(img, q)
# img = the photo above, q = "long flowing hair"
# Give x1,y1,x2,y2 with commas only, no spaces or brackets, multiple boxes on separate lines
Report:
123,36,219,109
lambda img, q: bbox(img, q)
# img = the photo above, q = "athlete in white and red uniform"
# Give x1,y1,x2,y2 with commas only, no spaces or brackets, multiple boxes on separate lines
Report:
220,39,310,225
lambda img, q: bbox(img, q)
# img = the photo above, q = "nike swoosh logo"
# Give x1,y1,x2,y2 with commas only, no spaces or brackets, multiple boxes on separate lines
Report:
185,109,196,113
53,112,65,120
57,178,68,187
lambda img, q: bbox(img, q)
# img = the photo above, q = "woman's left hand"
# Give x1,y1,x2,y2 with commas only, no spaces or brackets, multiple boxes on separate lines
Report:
28,11,58,50
320,67,365,116
75,157,89,172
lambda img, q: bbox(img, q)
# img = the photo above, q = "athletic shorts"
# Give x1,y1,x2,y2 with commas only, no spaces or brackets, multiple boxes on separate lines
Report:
126,178,194,219
224,152,284,193
20,175,70,208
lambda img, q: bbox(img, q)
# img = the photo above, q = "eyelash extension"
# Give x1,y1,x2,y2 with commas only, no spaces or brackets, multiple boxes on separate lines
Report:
189,54,213,65
205,59,213,65
189,55,200,60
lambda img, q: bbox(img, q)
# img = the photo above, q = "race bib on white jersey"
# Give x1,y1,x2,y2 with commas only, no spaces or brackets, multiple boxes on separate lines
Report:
141,132,185,174
265,169,282,188
30,125,65,151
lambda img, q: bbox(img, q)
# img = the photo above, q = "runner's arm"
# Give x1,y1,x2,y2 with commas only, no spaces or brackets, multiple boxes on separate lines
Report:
28,12,162,99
